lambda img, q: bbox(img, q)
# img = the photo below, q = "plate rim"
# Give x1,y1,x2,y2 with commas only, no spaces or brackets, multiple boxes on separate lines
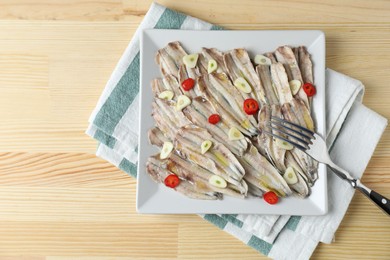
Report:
137,29,327,215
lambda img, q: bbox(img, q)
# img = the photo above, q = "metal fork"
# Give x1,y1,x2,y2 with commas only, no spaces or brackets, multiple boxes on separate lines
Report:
265,116,390,216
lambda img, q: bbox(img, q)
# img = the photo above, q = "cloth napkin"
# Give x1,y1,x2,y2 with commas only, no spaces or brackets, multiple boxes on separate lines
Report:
86,3,387,259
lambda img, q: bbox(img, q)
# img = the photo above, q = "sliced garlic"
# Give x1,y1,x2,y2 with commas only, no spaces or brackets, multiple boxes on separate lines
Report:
208,175,227,188
254,54,272,65
201,140,213,154
160,142,174,159
207,59,218,74
274,138,293,150
228,127,244,140
182,54,199,68
283,167,298,185
158,90,174,100
234,77,252,93
175,95,191,111
289,80,302,95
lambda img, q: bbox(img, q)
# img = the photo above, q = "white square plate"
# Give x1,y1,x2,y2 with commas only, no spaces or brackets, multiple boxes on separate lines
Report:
137,29,327,215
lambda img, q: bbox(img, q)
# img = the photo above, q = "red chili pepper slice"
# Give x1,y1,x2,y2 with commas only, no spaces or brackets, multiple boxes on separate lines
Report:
302,83,316,97
208,114,221,124
263,191,279,205
164,174,180,188
243,98,259,115
181,78,195,91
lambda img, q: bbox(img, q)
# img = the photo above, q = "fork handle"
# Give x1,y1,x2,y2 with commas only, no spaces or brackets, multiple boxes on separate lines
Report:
354,180,390,216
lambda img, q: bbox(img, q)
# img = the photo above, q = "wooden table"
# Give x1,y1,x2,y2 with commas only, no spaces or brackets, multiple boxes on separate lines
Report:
0,1,389,259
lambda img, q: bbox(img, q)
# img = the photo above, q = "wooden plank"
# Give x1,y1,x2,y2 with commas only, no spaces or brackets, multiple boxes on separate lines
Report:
0,0,124,21
1,0,390,24
0,221,178,258
0,54,50,120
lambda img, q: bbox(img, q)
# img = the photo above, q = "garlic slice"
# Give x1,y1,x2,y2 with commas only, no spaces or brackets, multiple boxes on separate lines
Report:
208,59,218,73
234,77,252,93
182,54,199,68
228,127,244,140
283,167,298,185
254,54,272,65
160,142,174,159
158,90,174,100
289,80,302,95
209,175,227,188
175,95,191,111
201,140,213,154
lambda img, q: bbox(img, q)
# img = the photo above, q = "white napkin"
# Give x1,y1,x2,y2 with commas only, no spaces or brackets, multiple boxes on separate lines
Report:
86,3,388,259
269,98,388,259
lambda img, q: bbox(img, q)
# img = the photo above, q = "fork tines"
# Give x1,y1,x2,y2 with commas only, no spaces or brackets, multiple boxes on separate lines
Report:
263,116,315,151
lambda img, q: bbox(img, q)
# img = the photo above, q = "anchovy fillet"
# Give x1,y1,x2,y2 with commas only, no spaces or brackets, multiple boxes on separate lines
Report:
274,46,310,109
298,46,314,84
270,63,293,105
147,158,220,200
224,49,266,104
256,65,279,106
198,74,254,136
239,145,292,197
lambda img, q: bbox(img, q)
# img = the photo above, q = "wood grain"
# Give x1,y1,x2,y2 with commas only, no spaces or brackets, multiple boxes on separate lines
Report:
0,0,389,259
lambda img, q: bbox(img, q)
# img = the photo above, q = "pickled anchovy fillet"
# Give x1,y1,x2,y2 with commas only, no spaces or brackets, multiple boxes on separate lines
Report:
292,47,299,64
175,127,246,182
164,41,187,67
239,145,292,197
190,97,249,150
264,52,277,63
291,98,314,131
209,72,258,128
163,74,184,98
151,98,191,139
148,127,169,147
269,105,287,171
178,64,202,97
155,41,201,97
224,49,266,104
151,78,166,96
281,103,317,184
201,47,228,74
269,58,317,190
256,65,279,106
270,63,293,105
198,74,254,136
183,97,248,156
167,153,245,198
152,151,246,199
246,180,265,197
258,105,277,166
155,42,182,77
274,46,309,109
197,53,209,75
147,158,220,200
298,46,314,84
151,76,184,101
283,152,310,197
156,98,191,127
152,105,176,139
275,46,302,82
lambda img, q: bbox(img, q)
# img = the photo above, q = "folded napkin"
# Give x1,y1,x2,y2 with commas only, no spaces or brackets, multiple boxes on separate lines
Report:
86,3,387,259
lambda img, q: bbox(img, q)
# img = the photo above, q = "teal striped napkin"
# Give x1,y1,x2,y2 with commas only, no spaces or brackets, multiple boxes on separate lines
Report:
86,3,387,259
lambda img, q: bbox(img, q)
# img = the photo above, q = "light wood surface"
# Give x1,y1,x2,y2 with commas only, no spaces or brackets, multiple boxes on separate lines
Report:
0,0,389,259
